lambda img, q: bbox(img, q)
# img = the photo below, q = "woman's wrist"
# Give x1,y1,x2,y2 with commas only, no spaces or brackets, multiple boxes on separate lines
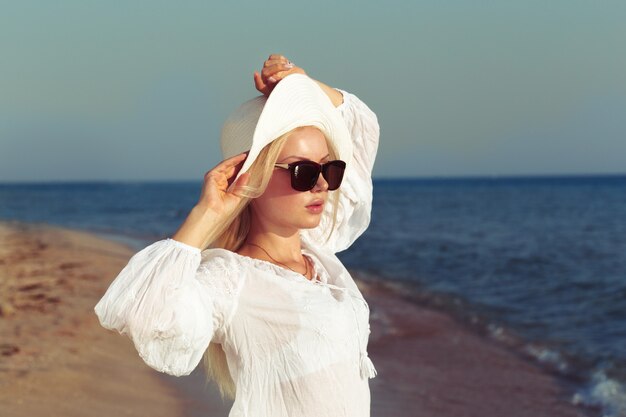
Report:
171,205,221,249
312,80,344,107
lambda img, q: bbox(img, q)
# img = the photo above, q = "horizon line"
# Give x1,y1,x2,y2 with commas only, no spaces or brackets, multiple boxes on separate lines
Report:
1,171,626,185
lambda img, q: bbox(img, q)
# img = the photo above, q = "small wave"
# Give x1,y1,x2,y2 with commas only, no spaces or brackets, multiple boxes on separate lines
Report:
572,369,626,417
487,323,523,346
522,343,570,374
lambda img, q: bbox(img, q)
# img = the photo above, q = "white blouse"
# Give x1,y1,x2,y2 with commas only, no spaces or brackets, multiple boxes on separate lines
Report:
94,88,380,417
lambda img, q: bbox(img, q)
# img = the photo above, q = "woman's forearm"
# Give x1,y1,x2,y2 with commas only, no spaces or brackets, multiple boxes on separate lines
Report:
313,79,344,108
171,205,221,249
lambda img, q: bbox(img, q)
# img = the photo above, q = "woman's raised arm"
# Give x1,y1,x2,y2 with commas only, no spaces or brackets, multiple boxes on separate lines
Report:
253,54,344,107
254,53,380,253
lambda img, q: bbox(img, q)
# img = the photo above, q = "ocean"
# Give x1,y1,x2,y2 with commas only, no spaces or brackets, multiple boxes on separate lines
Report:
1,175,624,416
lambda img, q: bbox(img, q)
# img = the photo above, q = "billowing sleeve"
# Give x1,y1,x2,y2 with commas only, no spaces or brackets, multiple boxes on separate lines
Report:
94,238,240,377
301,88,380,253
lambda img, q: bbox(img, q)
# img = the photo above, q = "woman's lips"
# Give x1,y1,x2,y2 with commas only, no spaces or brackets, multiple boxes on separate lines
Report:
306,202,324,213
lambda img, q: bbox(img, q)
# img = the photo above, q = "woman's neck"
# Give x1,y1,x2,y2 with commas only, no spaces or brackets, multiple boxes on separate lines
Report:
237,231,303,263
237,208,310,272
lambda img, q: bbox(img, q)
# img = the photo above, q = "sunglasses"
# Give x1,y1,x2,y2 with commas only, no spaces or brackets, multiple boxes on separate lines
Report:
274,160,346,191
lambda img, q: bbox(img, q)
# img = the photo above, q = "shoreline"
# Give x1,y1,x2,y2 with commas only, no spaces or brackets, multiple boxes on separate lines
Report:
351,274,594,417
0,220,594,416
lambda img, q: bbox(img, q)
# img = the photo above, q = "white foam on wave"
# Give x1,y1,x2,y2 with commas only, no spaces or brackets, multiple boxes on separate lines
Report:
523,343,569,373
572,369,626,417
487,323,522,346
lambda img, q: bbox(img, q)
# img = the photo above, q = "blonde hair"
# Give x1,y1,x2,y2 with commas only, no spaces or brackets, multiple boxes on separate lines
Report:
200,126,342,401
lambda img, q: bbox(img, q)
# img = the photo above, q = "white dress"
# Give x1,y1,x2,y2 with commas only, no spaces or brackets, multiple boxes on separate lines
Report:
94,88,380,417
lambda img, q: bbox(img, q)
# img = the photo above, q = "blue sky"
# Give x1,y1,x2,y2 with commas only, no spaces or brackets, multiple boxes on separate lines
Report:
1,1,625,181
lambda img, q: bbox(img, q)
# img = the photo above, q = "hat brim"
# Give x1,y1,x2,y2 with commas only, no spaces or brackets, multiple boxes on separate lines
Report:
226,74,352,193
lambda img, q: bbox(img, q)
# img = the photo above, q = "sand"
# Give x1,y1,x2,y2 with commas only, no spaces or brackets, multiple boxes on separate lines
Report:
0,220,593,417
0,221,227,416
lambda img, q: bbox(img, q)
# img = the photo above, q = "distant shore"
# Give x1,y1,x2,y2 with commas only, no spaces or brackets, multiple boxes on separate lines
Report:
0,220,591,417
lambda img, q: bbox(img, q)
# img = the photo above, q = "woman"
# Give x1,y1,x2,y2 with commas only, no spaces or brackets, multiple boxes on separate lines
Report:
94,54,380,417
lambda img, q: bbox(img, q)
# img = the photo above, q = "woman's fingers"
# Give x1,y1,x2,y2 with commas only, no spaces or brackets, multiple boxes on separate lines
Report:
200,171,237,210
195,152,251,218
202,152,247,192
229,171,250,196
226,166,245,188
266,68,307,85
265,54,289,66
257,54,304,95
254,71,271,95
212,152,248,172
262,62,294,82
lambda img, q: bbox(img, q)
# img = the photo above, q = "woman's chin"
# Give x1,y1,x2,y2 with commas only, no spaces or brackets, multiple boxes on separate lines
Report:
299,216,323,229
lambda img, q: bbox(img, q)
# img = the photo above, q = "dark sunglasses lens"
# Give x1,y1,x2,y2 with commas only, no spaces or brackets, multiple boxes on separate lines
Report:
292,162,320,191
323,160,346,190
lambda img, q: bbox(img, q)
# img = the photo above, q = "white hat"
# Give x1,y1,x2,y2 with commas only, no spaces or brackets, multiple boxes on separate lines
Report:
220,74,353,192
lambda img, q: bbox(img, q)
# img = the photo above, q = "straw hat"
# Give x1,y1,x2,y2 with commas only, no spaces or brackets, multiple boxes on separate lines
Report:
220,74,353,192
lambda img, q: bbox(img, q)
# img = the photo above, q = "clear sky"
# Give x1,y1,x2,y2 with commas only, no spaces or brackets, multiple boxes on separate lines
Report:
1,1,625,181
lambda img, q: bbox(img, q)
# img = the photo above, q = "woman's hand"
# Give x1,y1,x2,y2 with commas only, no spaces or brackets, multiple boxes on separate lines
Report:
172,152,250,249
197,152,250,216
254,54,306,97
253,53,344,107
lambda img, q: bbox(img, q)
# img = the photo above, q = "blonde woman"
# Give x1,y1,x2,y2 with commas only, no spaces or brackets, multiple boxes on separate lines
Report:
94,54,380,417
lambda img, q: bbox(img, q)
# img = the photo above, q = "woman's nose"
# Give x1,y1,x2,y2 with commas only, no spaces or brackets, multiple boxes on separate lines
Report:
313,172,329,192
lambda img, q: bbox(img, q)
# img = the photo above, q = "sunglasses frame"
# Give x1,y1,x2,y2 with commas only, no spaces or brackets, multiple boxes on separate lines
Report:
274,159,346,191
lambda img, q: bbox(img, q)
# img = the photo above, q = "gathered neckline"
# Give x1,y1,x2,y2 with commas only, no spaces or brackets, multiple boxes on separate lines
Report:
210,247,325,284
205,247,367,305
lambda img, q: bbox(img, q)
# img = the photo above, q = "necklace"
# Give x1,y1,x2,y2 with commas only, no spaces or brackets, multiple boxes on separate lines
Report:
247,242,310,278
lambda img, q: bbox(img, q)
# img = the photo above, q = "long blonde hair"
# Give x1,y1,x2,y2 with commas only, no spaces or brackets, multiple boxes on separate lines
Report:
201,126,342,401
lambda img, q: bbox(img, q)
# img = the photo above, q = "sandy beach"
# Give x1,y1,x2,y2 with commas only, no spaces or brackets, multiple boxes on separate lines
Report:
0,220,592,416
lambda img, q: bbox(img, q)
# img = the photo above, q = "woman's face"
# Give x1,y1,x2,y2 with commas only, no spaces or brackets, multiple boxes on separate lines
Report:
249,126,331,233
